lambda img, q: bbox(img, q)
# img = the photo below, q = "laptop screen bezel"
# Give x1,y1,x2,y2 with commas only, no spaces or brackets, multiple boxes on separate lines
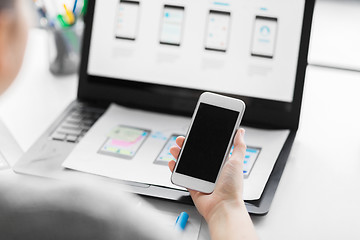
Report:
77,0,315,130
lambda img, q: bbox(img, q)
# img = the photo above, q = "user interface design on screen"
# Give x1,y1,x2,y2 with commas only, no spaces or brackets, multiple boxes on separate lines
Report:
251,16,278,58
159,5,185,46
98,125,150,159
205,10,231,52
89,0,305,102
154,135,179,165
175,103,239,183
114,0,140,40
229,146,261,177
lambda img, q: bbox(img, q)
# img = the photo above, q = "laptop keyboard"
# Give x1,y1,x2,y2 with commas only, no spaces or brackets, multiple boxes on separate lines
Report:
51,107,104,143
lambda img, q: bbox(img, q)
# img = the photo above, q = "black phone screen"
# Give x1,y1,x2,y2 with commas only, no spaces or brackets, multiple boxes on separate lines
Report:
175,103,239,183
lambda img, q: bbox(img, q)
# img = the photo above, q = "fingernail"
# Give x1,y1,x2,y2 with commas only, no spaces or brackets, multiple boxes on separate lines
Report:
241,128,245,136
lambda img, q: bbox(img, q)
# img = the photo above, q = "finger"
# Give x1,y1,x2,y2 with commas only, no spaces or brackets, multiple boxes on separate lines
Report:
168,160,176,172
188,189,200,199
230,128,246,162
170,146,181,159
176,136,185,148
188,188,205,203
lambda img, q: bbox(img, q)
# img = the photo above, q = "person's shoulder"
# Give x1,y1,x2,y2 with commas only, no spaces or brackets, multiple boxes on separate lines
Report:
0,177,177,240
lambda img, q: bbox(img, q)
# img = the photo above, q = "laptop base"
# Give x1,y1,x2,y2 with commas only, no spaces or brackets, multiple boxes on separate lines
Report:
13,100,296,215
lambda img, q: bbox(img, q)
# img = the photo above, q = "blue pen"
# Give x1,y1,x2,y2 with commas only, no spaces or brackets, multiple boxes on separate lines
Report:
175,212,189,231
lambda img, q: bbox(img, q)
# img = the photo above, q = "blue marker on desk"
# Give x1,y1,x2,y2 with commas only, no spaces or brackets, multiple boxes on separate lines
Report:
175,212,189,231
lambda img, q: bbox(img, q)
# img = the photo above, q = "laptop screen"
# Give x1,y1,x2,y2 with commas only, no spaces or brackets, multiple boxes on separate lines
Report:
87,0,305,103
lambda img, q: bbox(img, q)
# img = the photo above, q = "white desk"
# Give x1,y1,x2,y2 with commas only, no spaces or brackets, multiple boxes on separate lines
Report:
309,0,360,71
2,3,360,237
251,66,360,239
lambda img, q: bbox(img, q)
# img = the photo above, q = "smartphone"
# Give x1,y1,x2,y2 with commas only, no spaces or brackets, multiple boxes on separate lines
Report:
204,10,231,52
98,125,150,159
171,92,245,193
154,134,179,165
159,5,185,46
114,0,140,41
251,16,278,58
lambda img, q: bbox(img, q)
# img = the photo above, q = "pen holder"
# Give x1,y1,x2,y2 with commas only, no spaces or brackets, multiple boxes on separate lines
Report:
48,21,84,76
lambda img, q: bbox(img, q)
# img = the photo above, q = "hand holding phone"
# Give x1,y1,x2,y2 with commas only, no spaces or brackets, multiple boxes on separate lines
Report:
169,129,247,221
171,92,245,193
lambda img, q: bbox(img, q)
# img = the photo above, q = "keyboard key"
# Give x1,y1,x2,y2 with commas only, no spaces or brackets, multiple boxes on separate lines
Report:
60,125,83,131
52,132,66,141
69,112,83,119
65,120,81,126
66,135,78,143
58,128,83,136
67,116,83,123
82,119,94,125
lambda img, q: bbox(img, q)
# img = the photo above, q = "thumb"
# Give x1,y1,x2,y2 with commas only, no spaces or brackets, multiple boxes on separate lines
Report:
230,128,246,163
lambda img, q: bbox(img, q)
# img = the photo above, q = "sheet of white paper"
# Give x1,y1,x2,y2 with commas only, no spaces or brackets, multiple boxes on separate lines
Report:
242,127,290,200
63,104,289,200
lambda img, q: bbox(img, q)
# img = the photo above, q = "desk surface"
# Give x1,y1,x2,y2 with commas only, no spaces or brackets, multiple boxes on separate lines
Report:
309,0,360,71
1,2,360,238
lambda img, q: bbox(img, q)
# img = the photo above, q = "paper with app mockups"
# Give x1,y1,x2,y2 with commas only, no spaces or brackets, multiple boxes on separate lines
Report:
63,103,289,200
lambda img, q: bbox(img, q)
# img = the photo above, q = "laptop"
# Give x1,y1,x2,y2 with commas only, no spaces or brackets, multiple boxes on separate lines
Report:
14,0,315,215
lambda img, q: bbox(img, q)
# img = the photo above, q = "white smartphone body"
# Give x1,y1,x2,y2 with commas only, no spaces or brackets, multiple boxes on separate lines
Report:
171,92,246,193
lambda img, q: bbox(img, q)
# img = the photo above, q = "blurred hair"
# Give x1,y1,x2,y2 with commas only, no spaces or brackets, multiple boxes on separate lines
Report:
0,0,14,11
